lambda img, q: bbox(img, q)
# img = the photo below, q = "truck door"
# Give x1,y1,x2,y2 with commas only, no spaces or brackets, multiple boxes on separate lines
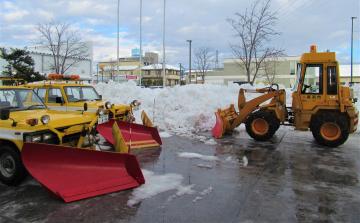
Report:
300,64,325,111
47,88,67,111
325,63,339,107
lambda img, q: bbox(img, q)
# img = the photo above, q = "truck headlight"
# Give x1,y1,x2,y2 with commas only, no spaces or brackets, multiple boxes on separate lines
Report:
105,101,112,109
40,115,50,124
24,134,42,142
24,132,56,143
130,100,141,110
43,133,53,141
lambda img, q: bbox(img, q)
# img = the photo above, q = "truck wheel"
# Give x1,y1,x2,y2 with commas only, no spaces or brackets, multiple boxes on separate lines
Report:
245,110,280,141
0,145,27,186
310,112,349,147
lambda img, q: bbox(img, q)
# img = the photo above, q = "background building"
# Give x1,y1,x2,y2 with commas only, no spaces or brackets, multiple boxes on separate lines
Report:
204,57,360,87
96,50,180,86
141,64,180,86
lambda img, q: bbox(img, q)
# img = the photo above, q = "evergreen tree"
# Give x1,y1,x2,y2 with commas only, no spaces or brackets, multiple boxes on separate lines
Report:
0,48,45,82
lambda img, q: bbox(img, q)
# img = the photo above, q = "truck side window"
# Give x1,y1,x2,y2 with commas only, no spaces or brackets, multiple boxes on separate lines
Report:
33,88,46,102
301,64,323,94
327,66,337,95
48,88,63,103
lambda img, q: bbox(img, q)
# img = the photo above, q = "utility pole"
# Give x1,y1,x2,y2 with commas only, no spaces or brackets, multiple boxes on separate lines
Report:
116,0,120,82
187,40,192,84
179,63,182,85
162,0,166,87
351,16,357,85
215,50,219,69
139,0,143,86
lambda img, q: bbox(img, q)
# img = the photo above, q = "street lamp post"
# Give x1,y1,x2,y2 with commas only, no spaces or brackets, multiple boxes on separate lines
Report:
351,16,357,85
139,0,143,86
116,0,120,82
187,40,192,84
162,0,166,87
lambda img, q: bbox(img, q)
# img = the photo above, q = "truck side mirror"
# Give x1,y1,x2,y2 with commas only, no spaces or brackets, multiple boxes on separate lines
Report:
99,95,102,100
55,97,64,104
0,109,10,120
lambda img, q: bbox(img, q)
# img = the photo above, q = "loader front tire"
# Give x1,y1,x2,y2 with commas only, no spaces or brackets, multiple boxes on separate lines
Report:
310,112,349,147
246,111,279,141
0,145,27,186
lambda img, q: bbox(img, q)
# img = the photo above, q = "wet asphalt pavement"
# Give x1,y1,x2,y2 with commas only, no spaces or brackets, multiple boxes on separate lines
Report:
0,128,359,223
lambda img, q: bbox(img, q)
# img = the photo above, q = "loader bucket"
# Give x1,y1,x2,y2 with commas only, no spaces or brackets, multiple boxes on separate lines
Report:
21,143,145,203
212,105,238,139
97,120,162,149
212,111,225,139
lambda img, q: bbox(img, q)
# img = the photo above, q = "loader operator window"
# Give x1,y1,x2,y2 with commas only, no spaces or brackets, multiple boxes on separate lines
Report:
302,64,323,94
48,88,63,103
327,66,337,95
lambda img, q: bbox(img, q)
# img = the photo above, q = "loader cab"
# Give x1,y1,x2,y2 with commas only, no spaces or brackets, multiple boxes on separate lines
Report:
292,45,342,130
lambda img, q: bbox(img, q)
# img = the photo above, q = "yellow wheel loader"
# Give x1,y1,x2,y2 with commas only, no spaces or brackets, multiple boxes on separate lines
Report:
213,45,358,147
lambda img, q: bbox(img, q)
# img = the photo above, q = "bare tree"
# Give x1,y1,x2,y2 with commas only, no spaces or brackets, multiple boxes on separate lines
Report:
227,0,283,85
194,47,213,84
263,56,279,85
37,22,89,74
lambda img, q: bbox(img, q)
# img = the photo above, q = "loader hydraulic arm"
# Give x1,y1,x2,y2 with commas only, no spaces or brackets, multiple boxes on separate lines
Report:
230,89,281,129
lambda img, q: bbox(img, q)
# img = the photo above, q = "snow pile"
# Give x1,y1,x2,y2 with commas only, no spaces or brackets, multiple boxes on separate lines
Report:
177,152,219,161
95,81,240,137
127,170,193,206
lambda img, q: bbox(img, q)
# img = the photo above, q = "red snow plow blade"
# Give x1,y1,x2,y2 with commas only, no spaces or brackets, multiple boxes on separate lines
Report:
21,143,145,203
97,120,162,149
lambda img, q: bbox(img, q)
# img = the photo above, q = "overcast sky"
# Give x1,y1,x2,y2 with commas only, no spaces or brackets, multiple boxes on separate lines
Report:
0,0,359,68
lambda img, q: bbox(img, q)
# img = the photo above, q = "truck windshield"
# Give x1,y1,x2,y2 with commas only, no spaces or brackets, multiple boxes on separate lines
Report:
292,63,302,91
0,89,46,111
65,86,101,102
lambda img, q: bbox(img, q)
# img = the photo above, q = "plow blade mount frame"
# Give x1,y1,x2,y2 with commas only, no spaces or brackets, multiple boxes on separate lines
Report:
22,143,145,203
97,120,162,149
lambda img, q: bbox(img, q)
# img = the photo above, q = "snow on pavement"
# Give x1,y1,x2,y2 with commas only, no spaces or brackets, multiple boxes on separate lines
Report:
127,170,194,206
177,152,219,161
159,131,172,138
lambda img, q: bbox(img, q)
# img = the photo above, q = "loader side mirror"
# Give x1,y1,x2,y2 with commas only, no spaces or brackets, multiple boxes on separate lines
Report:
0,109,10,120
55,97,64,104
99,95,102,100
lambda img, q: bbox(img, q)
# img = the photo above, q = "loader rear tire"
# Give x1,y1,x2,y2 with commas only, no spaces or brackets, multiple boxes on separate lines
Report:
246,111,280,141
0,145,27,186
310,112,349,147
